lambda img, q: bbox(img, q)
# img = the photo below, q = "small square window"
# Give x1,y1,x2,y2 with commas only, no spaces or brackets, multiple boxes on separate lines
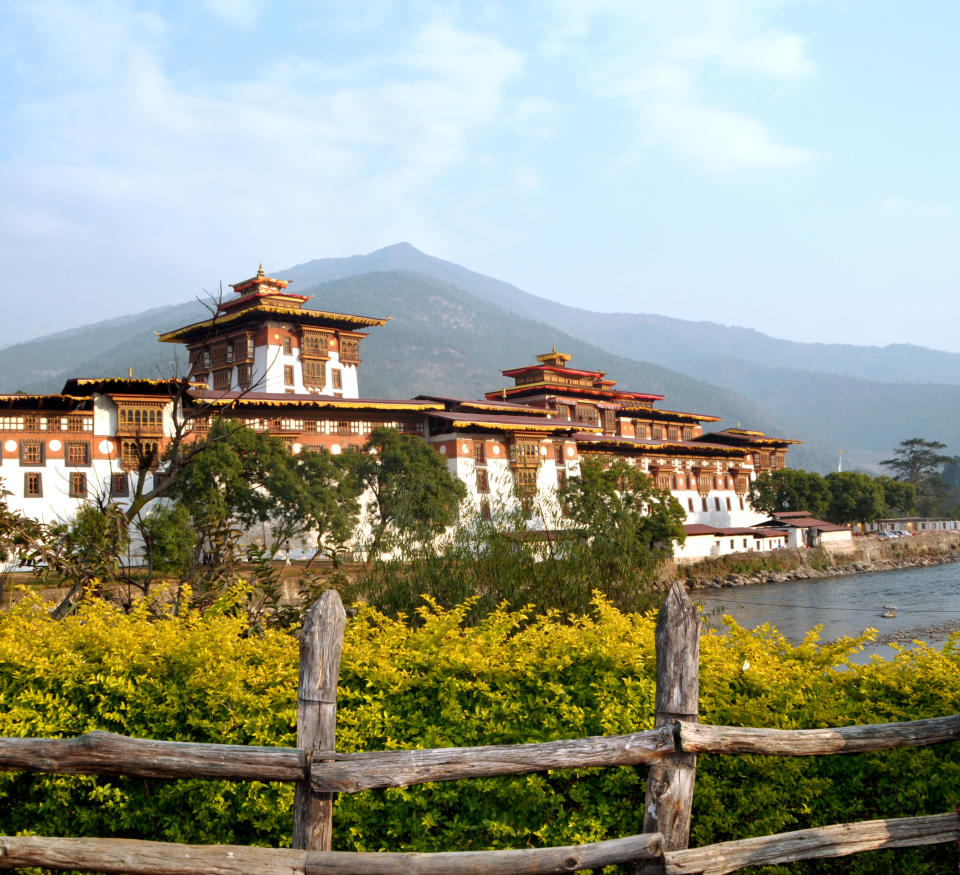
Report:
69,471,87,498
702,497,708,512
331,369,342,390
715,497,722,511
283,336,293,356
20,440,44,466
284,365,295,386
65,441,90,467
24,471,42,497
111,473,129,497
725,497,732,511
687,497,694,512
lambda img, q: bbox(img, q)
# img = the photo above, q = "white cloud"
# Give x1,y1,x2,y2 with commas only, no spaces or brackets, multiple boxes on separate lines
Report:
516,166,540,192
536,0,817,171
645,102,813,170
200,0,269,28
0,3,528,342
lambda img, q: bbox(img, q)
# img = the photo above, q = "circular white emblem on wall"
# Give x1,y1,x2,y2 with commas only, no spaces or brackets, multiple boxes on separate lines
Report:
438,445,447,454
4,439,17,453
566,446,575,458
540,445,548,457
330,443,341,455
99,440,114,455
48,439,62,452
492,445,500,455
292,443,302,454
462,443,471,454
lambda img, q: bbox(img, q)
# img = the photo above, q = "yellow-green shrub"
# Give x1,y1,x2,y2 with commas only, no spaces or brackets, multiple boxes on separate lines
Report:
1,592,959,874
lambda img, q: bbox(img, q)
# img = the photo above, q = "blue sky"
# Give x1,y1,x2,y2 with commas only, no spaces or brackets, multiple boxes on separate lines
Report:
1,1,958,352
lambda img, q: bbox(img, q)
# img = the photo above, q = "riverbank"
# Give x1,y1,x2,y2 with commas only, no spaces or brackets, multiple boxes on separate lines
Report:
679,530,960,592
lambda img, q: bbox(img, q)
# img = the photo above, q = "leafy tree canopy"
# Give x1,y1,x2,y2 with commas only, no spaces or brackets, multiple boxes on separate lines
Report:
359,427,466,555
560,457,686,582
747,469,830,519
880,437,958,517
880,437,957,484
165,418,295,529
824,471,885,525
875,476,916,517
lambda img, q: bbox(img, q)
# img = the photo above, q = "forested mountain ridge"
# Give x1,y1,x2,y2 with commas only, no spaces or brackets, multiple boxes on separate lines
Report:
2,244,958,473
280,243,960,384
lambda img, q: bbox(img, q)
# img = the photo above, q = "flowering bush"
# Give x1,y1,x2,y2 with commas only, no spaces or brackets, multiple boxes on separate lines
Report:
1,592,958,873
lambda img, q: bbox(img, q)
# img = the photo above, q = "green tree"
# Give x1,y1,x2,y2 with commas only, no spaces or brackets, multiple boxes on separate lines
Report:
292,449,365,565
747,469,830,518
875,475,916,517
359,427,466,557
135,504,198,578
165,418,295,538
560,457,686,584
880,437,958,516
824,471,885,525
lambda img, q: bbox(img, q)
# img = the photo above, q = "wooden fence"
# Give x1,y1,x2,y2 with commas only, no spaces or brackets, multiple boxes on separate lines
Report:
0,583,958,874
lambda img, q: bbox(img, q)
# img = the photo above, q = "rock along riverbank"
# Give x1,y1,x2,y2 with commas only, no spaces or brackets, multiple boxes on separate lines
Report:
681,531,960,593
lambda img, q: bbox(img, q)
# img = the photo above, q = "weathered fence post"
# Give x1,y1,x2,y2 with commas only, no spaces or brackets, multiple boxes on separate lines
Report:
637,580,701,874
292,590,346,851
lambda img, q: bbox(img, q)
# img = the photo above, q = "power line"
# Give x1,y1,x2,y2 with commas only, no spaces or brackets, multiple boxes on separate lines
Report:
694,598,960,615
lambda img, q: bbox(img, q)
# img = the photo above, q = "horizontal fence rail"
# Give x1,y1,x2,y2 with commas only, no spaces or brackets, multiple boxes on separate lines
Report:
0,832,663,875
4,712,960,790
678,713,960,757
663,812,959,875
2,812,956,875
309,726,677,792
0,731,306,782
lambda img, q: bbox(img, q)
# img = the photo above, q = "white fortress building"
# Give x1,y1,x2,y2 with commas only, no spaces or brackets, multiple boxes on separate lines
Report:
0,266,803,559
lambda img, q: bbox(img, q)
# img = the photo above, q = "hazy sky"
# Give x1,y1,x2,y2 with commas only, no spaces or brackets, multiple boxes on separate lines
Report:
1,1,958,352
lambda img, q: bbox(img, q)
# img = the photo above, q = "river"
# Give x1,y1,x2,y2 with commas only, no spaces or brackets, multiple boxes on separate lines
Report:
692,561,960,663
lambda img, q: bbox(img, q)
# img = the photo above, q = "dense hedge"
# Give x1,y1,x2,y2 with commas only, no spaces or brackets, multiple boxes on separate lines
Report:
1,593,959,873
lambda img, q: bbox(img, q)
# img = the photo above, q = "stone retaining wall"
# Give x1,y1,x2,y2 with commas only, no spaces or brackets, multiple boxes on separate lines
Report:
685,531,960,592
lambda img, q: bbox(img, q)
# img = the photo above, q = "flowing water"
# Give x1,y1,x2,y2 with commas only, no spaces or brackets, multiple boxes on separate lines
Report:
692,561,960,663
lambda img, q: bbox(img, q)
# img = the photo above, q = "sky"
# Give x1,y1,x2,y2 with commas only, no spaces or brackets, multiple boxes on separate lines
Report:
1,0,958,352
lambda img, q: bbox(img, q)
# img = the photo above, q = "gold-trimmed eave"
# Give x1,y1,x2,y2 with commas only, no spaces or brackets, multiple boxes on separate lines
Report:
619,407,722,424
486,382,625,401
574,434,750,460
0,393,95,411
413,395,548,415
442,418,578,433
190,395,444,413
697,430,803,448
60,378,194,396
157,304,389,344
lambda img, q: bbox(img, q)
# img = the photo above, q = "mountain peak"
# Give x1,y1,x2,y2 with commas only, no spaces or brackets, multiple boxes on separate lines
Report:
375,241,421,255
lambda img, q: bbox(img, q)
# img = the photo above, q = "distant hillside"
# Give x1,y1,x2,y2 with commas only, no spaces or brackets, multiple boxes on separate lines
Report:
298,271,851,470
280,243,960,384
3,243,959,473
0,303,200,393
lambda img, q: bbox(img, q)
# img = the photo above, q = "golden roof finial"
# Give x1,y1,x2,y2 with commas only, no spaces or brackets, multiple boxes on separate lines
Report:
257,263,265,279
552,343,557,353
